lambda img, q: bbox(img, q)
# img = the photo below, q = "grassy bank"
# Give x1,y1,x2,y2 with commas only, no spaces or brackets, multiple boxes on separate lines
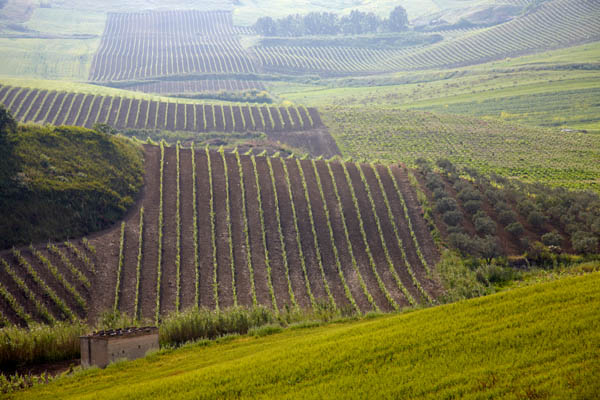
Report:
9,272,600,399
0,112,144,249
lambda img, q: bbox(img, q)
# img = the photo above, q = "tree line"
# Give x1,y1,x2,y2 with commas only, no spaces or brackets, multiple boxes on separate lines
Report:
254,6,409,37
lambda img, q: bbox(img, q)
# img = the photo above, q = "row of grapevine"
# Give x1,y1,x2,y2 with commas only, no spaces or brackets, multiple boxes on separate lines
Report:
89,10,258,81
155,142,165,323
0,85,319,133
10,249,75,322
220,147,237,307
0,258,55,324
266,156,297,309
325,162,378,311
251,155,278,311
0,147,439,324
310,160,360,313
295,159,338,311
125,80,266,95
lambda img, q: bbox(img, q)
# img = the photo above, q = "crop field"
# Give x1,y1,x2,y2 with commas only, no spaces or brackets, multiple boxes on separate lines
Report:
89,10,257,82
11,272,600,399
252,46,421,76
0,145,441,325
323,107,600,191
250,0,600,76
0,84,320,133
385,0,600,70
124,79,266,95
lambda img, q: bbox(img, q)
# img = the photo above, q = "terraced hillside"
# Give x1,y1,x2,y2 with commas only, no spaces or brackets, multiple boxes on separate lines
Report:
0,84,320,133
0,145,441,325
89,10,258,82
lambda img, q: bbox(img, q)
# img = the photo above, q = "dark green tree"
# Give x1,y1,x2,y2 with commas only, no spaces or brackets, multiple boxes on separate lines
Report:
388,5,408,32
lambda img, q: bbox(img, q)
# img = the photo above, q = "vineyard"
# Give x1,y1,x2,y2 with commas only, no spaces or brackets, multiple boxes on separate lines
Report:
0,84,320,134
0,145,441,325
88,10,258,82
250,0,600,75
323,107,600,192
123,79,266,95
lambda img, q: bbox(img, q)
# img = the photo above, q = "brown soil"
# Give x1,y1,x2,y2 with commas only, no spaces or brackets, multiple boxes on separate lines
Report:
269,158,311,310
206,105,216,131
107,97,121,126
283,158,328,303
195,150,217,309
146,101,158,129
383,166,443,297
116,98,131,128
214,105,225,131
135,100,149,129
254,156,293,309
239,155,273,307
266,127,341,158
157,102,168,130
251,106,264,131
299,159,351,311
47,92,66,124
329,162,396,312
54,93,75,125
83,96,102,129
24,90,49,122
307,108,323,127
223,105,234,132
14,89,37,121
185,104,195,131
158,146,179,315
35,91,57,124
166,102,176,131
224,152,253,307
210,150,235,308
178,148,197,310
314,161,373,313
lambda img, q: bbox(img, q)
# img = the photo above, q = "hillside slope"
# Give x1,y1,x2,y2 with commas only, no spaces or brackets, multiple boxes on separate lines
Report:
0,119,144,249
0,144,441,326
11,272,600,399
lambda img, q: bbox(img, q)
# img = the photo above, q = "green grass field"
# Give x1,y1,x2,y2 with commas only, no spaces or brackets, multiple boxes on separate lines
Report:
10,272,600,399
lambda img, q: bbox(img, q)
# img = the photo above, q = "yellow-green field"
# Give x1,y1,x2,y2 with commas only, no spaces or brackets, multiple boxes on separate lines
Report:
10,272,600,399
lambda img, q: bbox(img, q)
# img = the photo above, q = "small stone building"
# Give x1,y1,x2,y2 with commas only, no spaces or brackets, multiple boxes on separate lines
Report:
80,327,159,368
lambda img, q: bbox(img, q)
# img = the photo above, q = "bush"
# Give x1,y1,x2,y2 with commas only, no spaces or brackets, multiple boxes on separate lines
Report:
541,231,562,247
463,200,482,214
448,233,475,255
572,232,599,254
435,197,458,214
473,213,496,235
457,188,481,203
0,321,85,370
506,222,524,236
474,235,502,262
527,210,547,230
498,209,517,226
443,210,463,226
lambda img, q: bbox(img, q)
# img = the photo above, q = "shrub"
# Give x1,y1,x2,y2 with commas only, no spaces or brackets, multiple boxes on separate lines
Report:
527,210,547,230
448,233,476,255
506,222,525,236
435,197,458,214
498,209,517,226
463,200,482,214
572,232,599,254
473,214,496,235
541,231,562,247
443,210,463,226
457,188,481,203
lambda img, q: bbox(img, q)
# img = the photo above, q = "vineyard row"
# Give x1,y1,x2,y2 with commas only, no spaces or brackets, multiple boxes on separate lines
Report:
0,84,321,133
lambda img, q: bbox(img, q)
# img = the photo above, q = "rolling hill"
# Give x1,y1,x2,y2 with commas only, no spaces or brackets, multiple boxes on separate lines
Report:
8,271,600,399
